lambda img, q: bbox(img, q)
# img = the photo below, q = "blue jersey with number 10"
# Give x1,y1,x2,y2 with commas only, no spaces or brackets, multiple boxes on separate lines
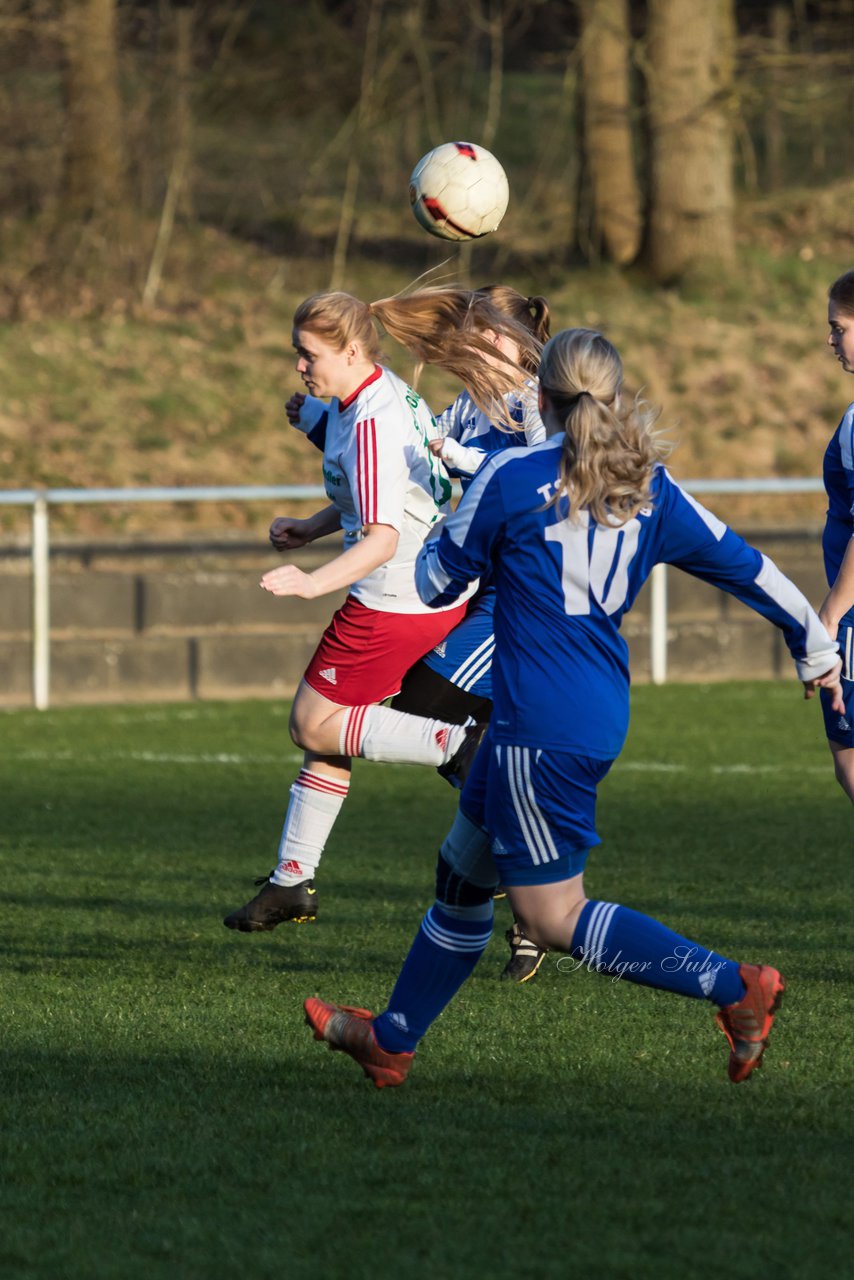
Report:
415,437,836,760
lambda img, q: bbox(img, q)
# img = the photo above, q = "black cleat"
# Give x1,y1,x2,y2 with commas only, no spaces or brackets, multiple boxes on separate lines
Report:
500,922,547,983
223,874,318,932
437,719,488,790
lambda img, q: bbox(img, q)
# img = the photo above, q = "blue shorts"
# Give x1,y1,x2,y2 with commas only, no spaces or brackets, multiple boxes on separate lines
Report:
423,588,495,700
821,623,854,748
460,728,614,886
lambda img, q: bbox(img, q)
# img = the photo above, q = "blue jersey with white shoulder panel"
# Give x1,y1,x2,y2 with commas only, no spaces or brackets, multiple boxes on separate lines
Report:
822,401,854,628
416,437,837,759
434,385,544,491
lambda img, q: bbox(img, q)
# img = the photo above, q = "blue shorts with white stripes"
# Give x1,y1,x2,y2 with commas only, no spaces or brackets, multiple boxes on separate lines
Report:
422,588,496,700
821,622,854,748
459,729,614,886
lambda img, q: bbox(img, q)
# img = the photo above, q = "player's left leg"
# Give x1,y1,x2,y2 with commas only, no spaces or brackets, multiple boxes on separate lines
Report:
494,747,785,1084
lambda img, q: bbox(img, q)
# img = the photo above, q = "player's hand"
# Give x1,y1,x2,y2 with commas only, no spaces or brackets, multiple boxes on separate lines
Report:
803,658,845,713
260,564,319,598
269,516,311,551
428,438,446,457
285,392,307,426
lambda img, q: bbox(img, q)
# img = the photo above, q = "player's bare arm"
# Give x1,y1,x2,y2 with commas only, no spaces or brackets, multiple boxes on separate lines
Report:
818,535,854,640
261,522,398,598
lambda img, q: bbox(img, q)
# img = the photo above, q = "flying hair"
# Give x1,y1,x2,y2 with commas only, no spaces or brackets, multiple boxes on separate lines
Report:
539,328,669,527
368,285,542,426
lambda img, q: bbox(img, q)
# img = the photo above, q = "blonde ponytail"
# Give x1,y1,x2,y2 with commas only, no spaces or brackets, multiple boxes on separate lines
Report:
540,329,668,526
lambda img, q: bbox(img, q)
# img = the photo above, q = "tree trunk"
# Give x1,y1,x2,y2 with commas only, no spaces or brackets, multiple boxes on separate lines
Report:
329,0,383,291
61,0,127,219
764,4,790,190
578,0,642,265
645,0,736,284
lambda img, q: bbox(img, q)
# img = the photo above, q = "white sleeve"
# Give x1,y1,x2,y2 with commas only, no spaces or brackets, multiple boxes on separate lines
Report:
433,396,467,441
438,436,488,476
522,389,546,445
291,395,328,435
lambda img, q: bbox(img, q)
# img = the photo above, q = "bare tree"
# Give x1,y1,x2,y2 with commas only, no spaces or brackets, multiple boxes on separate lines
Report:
578,0,642,265
61,0,127,220
330,0,384,291
142,4,195,309
645,0,736,283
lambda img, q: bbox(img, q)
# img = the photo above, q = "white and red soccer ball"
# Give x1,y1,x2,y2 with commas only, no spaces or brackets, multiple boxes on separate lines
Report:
409,141,510,242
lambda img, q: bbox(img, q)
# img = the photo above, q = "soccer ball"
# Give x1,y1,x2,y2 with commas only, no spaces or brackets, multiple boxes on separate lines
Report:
409,142,509,242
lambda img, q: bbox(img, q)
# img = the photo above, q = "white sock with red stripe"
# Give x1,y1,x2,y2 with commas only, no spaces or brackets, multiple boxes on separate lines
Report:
270,767,350,886
340,704,467,765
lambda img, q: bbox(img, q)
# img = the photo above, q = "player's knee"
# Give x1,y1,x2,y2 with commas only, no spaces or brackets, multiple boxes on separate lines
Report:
435,852,494,910
288,704,308,749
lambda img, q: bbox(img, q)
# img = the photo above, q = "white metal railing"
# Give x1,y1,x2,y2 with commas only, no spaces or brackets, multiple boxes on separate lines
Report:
0,479,826,709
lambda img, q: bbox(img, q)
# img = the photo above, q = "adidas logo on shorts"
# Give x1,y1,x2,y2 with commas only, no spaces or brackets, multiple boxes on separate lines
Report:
319,667,337,685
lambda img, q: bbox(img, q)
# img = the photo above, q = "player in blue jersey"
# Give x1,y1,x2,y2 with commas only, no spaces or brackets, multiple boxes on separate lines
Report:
389,285,552,981
304,327,844,1086
392,286,551,734
820,270,854,803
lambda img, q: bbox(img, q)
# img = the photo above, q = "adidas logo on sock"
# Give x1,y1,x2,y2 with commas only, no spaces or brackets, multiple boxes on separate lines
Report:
280,859,303,876
435,727,450,752
699,968,716,998
319,667,337,685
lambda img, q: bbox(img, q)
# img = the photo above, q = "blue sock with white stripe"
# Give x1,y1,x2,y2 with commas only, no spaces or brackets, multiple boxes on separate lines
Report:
372,903,494,1054
571,900,745,1005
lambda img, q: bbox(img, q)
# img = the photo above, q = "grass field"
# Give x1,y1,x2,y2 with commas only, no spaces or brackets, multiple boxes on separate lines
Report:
1,685,851,1279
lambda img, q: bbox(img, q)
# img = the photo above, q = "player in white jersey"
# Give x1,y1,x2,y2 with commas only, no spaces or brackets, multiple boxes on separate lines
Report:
819,269,854,803
224,288,538,934
272,284,553,977
304,328,843,1088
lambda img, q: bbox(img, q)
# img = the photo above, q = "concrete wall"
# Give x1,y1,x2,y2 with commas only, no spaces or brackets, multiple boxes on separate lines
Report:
0,528,828,708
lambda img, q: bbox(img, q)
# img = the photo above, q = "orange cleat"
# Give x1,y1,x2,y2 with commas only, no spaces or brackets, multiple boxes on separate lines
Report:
304,997,414,1089
715,963,785,1083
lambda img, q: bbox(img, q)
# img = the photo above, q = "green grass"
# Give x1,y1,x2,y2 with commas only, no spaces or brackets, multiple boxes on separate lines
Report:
1,686,851,1279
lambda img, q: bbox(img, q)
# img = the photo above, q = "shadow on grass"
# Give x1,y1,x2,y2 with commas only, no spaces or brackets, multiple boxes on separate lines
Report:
0,1040,849,1280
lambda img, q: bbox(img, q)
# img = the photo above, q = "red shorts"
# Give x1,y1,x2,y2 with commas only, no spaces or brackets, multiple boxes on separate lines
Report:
303,596,468,706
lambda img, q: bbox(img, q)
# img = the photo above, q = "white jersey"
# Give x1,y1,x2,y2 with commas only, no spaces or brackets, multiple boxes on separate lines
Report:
433,382,545,488
293,365,466,613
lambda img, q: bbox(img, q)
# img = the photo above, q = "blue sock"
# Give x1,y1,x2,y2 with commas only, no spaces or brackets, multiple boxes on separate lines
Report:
571,900,745,1006
373,903,494,1054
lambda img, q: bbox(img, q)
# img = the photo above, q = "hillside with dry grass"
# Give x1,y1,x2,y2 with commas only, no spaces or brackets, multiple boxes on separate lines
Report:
2,180,854,541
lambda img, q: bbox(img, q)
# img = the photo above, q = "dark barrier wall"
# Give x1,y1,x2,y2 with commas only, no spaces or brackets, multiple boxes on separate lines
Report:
0,530,828,707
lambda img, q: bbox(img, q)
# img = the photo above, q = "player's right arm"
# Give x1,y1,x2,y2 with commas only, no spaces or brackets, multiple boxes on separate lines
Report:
416,453,507,605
